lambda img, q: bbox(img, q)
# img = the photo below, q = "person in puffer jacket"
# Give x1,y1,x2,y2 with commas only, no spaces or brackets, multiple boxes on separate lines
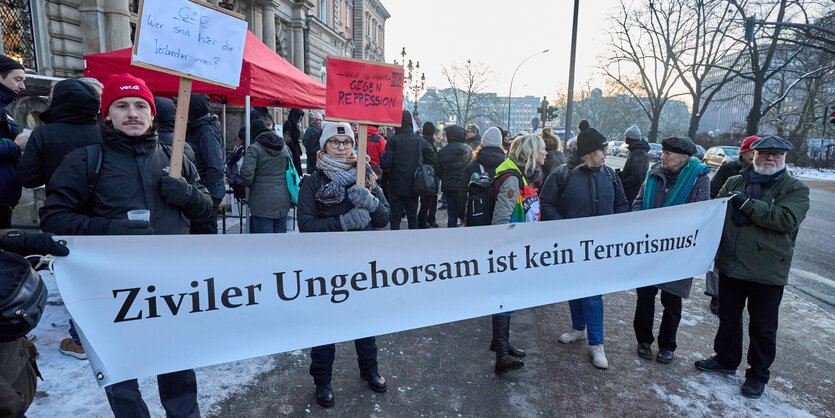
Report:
436,125,472,227
241,131,292,233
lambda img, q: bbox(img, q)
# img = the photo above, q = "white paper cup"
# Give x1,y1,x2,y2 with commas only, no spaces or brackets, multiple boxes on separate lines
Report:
127,210,150,222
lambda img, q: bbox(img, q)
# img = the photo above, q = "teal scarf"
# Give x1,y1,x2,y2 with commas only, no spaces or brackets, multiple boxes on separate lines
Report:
642,157,709,209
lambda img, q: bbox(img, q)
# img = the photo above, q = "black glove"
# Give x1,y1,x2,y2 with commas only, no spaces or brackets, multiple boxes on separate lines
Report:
159,176,194,208
730,192,750,210
0,231,69,257
107,219,154,235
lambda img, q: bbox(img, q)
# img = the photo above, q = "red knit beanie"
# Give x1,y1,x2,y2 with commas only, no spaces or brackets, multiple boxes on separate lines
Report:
101,74,156,117
740,136,759,153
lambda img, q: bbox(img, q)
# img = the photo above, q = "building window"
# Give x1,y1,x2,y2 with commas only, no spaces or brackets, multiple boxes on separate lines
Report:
0,0,37,71
318,0,327,23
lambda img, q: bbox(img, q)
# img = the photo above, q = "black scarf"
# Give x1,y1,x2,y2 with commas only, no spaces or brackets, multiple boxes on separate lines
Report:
732,167,784,225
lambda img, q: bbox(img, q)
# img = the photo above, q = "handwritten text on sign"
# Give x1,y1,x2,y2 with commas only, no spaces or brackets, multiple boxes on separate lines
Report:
325,57,405,125
134,0,246,87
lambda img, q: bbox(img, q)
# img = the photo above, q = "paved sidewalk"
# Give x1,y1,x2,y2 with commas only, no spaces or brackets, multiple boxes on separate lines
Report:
210,277,834,417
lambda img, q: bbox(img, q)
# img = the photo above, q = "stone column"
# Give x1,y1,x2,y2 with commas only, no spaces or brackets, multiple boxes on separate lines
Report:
103,0,131,51
262,3,276,51
291,19,304,70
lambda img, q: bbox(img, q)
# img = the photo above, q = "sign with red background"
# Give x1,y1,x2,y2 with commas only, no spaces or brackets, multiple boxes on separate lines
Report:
325,57,405,126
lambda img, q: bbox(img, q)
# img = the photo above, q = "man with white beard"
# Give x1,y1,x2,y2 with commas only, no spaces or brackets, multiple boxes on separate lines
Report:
695,136,809,399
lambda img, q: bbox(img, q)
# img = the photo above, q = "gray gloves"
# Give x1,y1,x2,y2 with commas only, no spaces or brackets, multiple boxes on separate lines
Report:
339,207,371,231
347,185,379,211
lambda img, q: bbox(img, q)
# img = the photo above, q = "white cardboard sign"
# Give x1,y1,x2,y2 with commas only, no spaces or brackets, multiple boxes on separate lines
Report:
133,0,246,88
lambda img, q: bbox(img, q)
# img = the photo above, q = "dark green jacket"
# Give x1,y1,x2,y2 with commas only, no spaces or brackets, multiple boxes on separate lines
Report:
716,169,809,286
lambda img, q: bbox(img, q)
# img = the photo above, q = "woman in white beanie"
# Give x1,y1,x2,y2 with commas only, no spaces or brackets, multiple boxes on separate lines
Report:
297,121,390,408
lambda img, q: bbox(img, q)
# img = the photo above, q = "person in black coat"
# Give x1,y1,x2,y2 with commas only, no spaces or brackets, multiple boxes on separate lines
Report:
39,73,210,418
418,121,440,229
540,127,567,181
19,79,103,190
185,93,225,234
283,108,305,172
297,121,390,408
618,126,649,206
153,97,196,165
461,127,506,187
380,110,421,230
0,56,26,228
437,125,472,228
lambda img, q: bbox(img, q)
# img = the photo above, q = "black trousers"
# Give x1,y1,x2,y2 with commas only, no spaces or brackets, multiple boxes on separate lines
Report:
189,198,220,235
418,193,438,229
309,337,378,386
105,369,200,418
633,286,682,351
388,194,419,230
714,274,783,384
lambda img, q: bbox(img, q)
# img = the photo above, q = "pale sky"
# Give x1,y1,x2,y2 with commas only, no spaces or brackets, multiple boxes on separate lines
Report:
383,0,623,100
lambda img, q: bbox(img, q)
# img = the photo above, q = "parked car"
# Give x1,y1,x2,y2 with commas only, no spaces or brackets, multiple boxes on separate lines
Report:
703,146,740,169
694,144,706,161
647,143,663,162
607,141,624,156
618,142,631,158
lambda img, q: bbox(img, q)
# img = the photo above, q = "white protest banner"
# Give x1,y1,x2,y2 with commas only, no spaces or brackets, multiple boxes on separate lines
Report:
132,0,246,88
54,199,727,386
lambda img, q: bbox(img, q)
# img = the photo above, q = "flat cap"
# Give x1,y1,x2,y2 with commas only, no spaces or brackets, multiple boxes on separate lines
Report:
661,137,697,156
751,136,792,152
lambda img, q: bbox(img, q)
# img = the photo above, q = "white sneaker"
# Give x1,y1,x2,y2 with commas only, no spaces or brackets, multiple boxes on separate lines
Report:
558,329,586,344
589,344,608,369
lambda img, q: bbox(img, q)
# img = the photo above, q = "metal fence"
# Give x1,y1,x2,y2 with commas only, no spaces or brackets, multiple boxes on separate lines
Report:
0,0,37,71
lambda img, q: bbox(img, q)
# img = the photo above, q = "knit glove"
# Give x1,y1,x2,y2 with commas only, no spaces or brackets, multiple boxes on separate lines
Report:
730,192,750,210
107,219,154,235
0,231,69,257
347,185,379,211
159,176,195,209
339,208,371,231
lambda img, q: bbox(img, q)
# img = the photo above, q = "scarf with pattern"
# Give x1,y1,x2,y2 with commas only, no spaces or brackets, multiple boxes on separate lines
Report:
314,151,376,205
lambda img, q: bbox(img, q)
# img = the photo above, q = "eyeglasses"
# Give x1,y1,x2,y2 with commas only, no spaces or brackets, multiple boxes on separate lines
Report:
327,139,354,149
757,151,785,159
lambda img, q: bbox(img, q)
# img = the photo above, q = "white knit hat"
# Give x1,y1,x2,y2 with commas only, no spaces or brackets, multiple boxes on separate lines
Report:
624,126,641,140
482,127,502,148
319,121,355,148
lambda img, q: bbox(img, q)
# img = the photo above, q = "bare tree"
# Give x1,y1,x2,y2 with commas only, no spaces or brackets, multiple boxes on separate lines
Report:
554,78,646,139
602,0,686,142
437,60,494,127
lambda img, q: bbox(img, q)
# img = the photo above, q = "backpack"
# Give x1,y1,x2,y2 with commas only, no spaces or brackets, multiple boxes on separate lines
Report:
0,250,46,342
464,164,494,226
224,145,246,200
84,143,175,209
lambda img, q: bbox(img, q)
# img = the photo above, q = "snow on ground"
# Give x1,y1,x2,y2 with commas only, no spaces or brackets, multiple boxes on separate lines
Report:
787,166,835,181
26,271,278,418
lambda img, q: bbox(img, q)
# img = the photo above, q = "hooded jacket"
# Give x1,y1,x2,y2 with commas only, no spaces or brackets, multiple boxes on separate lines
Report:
0,83,21,207
19,80,102,190
283,108,304,172
540,152,629,221
240,132,292,219
380,111,421,197
618,139,650,205
185,94,225,200
461,145,506,193
153,97,196,165
365,125,387,167
40,126,212,235
437,125,473,193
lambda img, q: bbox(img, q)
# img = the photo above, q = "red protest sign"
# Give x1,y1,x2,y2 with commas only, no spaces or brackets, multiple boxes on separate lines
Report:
325,56,404,126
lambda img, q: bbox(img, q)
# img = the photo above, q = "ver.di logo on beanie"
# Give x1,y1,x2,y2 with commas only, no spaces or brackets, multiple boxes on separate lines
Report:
101,74,156,117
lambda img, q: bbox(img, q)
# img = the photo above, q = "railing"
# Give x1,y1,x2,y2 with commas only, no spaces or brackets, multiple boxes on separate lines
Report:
0,0,37,71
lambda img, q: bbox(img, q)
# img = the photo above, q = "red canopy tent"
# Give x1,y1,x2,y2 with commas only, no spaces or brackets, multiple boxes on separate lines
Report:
83,31,325,109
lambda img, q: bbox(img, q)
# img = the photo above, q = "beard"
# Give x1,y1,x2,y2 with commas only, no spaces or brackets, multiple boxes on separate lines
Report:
753,160,784,175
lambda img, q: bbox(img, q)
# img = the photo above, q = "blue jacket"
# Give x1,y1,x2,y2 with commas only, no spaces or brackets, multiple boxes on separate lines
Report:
540,158,629,221
0,113,21,206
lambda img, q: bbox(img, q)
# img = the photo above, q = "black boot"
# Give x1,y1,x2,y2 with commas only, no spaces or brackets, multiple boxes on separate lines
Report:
490,315,526,358
492,315,524,374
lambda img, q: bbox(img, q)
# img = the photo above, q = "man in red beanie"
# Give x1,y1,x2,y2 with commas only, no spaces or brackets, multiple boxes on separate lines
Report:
705,135,758,313
39,73,211,418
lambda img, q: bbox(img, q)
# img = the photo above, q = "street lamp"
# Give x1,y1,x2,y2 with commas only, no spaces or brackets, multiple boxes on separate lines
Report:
401,47,426,120
507,49,549,132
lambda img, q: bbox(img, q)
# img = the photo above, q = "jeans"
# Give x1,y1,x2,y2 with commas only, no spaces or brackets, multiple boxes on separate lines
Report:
388,194,419,230
714,273,784,384
190,198,220,235
633,286,682,351
418,193,438,229
309,337,378,386
250,215,287,233
68,319,82,345
568,295,604,345
105,369,200,418
445,191,460,228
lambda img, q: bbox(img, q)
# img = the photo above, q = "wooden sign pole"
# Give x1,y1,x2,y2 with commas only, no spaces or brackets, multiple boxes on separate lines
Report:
169,77,193,179
356,124,368,188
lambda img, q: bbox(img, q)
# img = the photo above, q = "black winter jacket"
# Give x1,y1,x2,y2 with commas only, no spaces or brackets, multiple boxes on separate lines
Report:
437,126,472,193
542,150,567,181
19,80,102,189
710,159,744,199
39,127,212,235
0,83,20,207
297,170,390,232
540,157,629,221
619,139,650,205
154,97,196,165
462,146,506,190
380,124,421,197
186,96,225,200
283,108,304,172
419,135,439,192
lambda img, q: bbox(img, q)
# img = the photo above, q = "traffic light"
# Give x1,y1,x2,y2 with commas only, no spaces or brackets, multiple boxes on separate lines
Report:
744,17,755,41
830,106,835,125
